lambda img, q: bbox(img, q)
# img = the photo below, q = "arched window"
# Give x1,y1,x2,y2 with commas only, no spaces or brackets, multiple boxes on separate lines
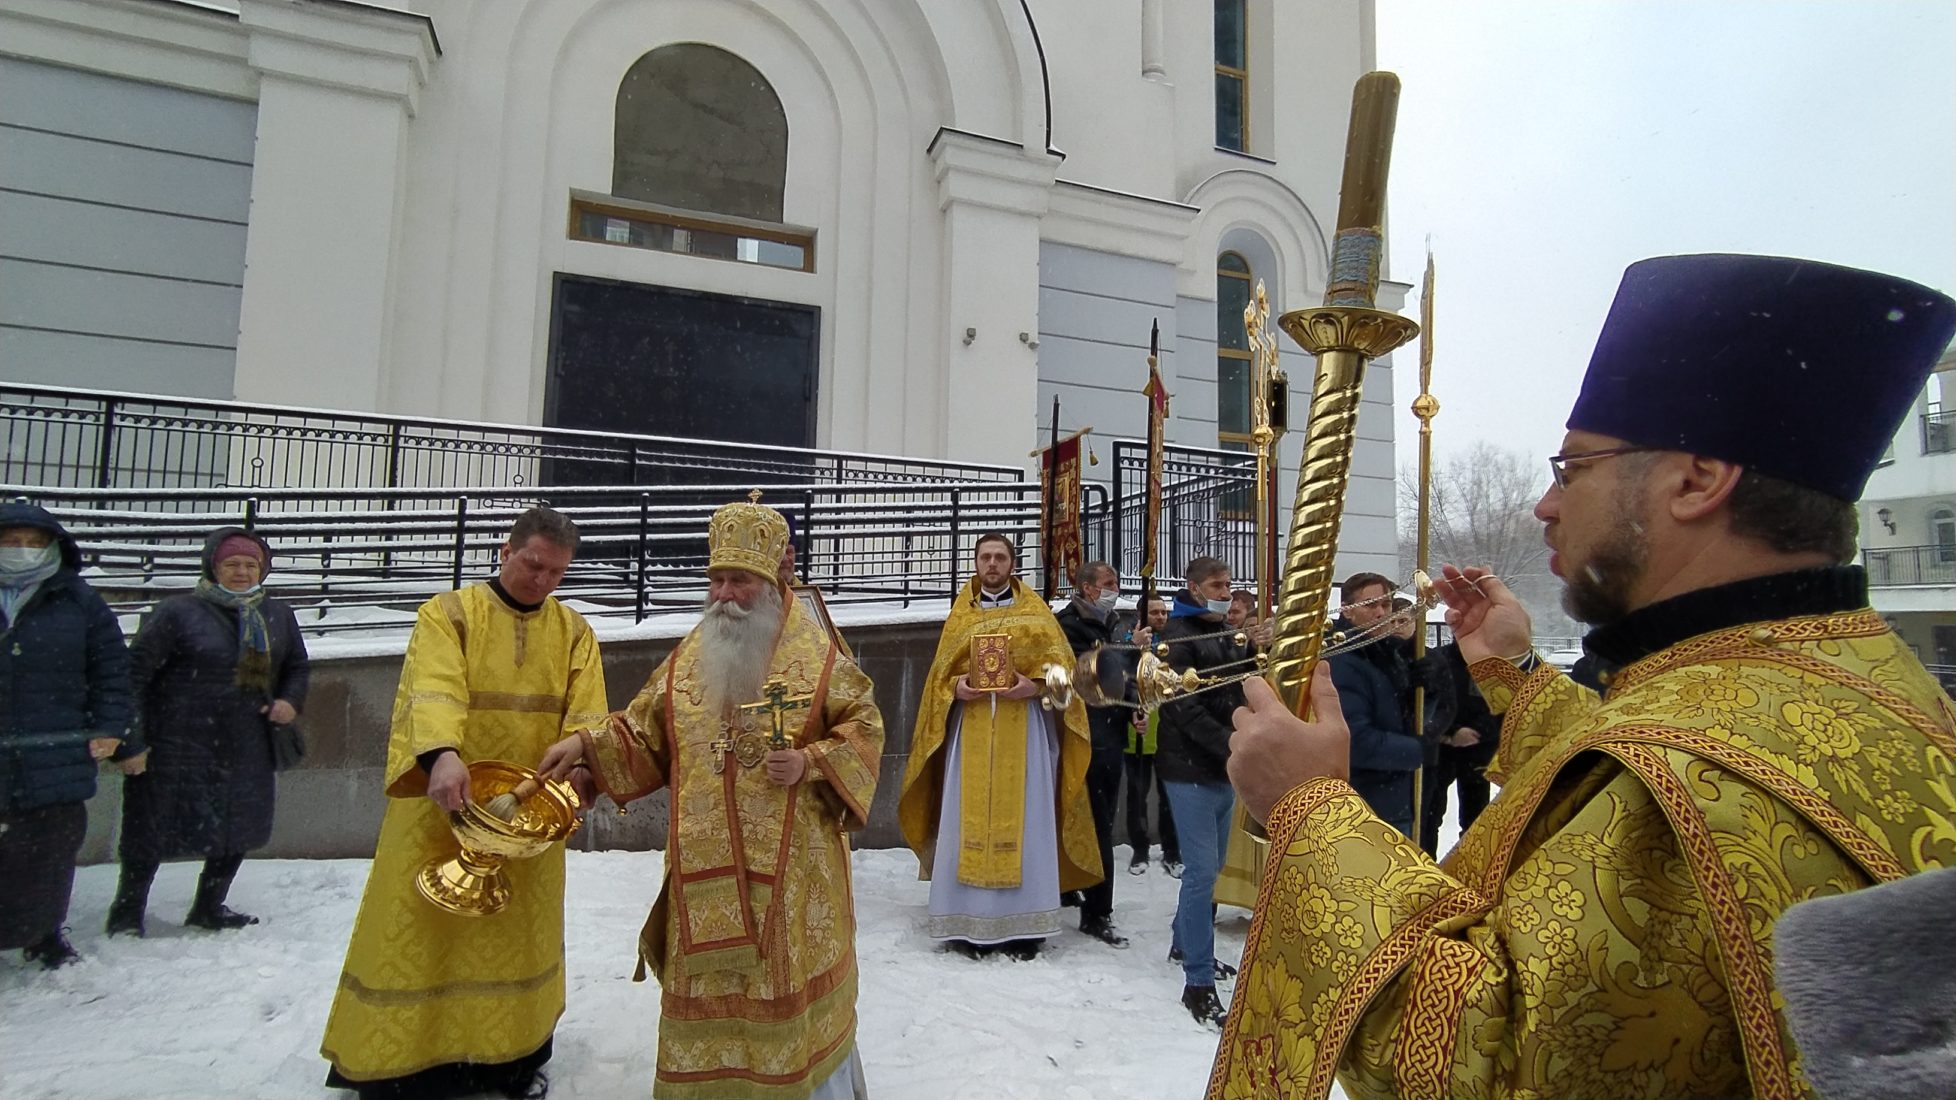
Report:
1214,0,1248,151
1217,251,1255,517
1217,252,1253,447
1933,506,1955,564
613,44,787,223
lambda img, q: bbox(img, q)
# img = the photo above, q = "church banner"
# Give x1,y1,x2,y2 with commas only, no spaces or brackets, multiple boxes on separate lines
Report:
1141,362,1171,581
1039,430,1088,596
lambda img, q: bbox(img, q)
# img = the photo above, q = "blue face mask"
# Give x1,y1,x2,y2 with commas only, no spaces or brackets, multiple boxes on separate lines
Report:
0,543,57,574
1206,598,1233,616
1094,590,1119,612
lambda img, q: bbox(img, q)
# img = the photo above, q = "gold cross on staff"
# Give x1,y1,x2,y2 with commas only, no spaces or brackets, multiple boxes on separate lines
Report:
738,678,814,752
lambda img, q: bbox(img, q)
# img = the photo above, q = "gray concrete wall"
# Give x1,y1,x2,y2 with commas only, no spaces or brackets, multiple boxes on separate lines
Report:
79,617,959,864
0,57,254,400
1035,241,1181,447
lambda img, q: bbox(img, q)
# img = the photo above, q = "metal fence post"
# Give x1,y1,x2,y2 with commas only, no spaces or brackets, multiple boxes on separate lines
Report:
947,487,962,603
452,496,469,590
635,492,650,623
1112,442,1126,576
800,489,815,583
243,496,258,530
95,398,117,489
385,422,404,489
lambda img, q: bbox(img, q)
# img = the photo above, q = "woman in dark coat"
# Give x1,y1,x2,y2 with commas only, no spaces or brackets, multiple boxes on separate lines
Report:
107,528,309,936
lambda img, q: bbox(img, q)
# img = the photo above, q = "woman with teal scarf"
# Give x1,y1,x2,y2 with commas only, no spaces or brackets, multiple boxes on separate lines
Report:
109,528,309,937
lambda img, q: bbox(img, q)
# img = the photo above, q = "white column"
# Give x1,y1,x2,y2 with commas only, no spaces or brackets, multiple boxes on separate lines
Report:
928,130,1061,468
1142,0,1167,80
232,0,436,411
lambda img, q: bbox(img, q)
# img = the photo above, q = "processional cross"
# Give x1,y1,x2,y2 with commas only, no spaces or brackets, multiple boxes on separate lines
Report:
721,678,813,773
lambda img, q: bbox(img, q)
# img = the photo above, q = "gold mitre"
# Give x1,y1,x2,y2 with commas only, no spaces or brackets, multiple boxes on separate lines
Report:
708,490,789,581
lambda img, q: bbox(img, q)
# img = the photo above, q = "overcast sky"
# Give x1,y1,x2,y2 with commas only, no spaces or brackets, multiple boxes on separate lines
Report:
1374,0,1956,473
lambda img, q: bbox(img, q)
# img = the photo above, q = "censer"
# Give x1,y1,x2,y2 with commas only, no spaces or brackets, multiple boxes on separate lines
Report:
416,759,582,917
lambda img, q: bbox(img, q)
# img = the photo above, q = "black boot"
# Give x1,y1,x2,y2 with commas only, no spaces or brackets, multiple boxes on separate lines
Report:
23,930,80,970
999,938,1042,961
106,860,157,938
185,855,258,931
1182,984,1227,1027
1080,914,1131,948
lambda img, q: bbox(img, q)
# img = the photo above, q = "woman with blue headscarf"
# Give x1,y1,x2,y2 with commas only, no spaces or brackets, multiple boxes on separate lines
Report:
108,528,309,937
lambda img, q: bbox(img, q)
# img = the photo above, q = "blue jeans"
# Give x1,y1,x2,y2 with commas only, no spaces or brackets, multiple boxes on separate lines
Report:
1163,780,1236,987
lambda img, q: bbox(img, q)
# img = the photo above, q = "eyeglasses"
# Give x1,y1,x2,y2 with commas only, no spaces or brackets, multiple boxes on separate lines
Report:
1547,446,1661,489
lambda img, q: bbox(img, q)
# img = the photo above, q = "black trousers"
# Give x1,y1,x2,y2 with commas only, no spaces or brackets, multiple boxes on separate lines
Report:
1081,733,1125,922
1122,752,1179,862
0,801,88,950
1419,741,1497,856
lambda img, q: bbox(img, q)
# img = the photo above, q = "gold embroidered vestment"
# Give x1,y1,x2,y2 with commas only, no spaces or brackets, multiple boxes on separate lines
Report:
1210,609,1956,1100
580,597,884,1100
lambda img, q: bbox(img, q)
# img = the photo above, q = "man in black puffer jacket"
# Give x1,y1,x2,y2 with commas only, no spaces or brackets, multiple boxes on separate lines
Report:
1052,560,1137,948
1325,573,1426,836
0,501,133,968
1155,556,1254,1028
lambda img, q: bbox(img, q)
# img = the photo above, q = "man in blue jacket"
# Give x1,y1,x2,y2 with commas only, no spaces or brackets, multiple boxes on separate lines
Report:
1326,572,1425,835
0,501,133,968
1155,556,1255,1027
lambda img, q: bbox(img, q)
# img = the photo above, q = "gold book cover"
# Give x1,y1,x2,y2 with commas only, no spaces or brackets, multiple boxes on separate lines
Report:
969,633,1015,692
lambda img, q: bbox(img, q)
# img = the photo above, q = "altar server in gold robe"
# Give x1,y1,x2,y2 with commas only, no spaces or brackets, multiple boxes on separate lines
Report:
539,493,883,1100
322,506,609,1100
898,532,1101,959
1210,255,1956,1100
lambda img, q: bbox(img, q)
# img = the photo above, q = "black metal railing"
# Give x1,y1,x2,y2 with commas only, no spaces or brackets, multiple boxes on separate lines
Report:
1862,544,1956,587
1109,440,1259,588
0,385,1281,632
0,382,1018,495
1923,408,1954,455
13,479,1111,628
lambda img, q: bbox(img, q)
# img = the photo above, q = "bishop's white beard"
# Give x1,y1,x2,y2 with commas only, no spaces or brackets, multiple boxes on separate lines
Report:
697,584,785,719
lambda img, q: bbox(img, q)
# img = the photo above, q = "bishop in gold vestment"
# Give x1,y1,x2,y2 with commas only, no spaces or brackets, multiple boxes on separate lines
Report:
322,510,609,1095
898,536,1101,952
542,495,883,1100
1210,255,1956,1100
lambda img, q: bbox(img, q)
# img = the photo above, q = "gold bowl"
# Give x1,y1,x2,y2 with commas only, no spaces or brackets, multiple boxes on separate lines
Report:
415,759,581,917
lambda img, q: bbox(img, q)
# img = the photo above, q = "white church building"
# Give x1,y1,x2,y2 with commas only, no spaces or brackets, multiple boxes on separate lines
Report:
0,0,1402,578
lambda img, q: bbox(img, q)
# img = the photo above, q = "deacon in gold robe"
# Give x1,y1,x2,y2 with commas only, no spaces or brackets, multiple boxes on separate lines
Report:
898,532,1101,958
1209,255,1956,1100
539,494,883,1100
322,506,609,1099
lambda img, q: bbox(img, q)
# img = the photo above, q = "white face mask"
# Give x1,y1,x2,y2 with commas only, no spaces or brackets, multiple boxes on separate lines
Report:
0,544,57,572
1206,598,1233,616
1094,590,1119,612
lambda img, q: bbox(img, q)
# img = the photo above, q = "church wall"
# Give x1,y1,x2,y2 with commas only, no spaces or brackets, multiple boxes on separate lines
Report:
6,0,1401,568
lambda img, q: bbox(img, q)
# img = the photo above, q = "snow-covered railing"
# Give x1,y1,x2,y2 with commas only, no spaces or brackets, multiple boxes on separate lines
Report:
9,479,1114,629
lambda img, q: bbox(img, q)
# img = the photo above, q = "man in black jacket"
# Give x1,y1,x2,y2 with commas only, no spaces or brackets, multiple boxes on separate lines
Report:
1418,640,1499,856
0,501,134,969
1052,560,1133,947
1156,556,1252,1026
1326,573,1426,836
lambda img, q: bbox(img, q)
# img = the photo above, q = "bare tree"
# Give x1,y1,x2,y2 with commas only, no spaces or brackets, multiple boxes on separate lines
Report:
1397,442,1575,639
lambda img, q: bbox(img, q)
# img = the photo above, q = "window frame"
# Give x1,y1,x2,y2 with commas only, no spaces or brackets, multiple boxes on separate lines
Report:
1214,0,1250,153
567,190,816,274
1933,506,1956,564
1217,251,1256,519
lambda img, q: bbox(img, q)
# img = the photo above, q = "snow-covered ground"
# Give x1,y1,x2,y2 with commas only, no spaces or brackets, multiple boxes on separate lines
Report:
0,846,1359,1100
